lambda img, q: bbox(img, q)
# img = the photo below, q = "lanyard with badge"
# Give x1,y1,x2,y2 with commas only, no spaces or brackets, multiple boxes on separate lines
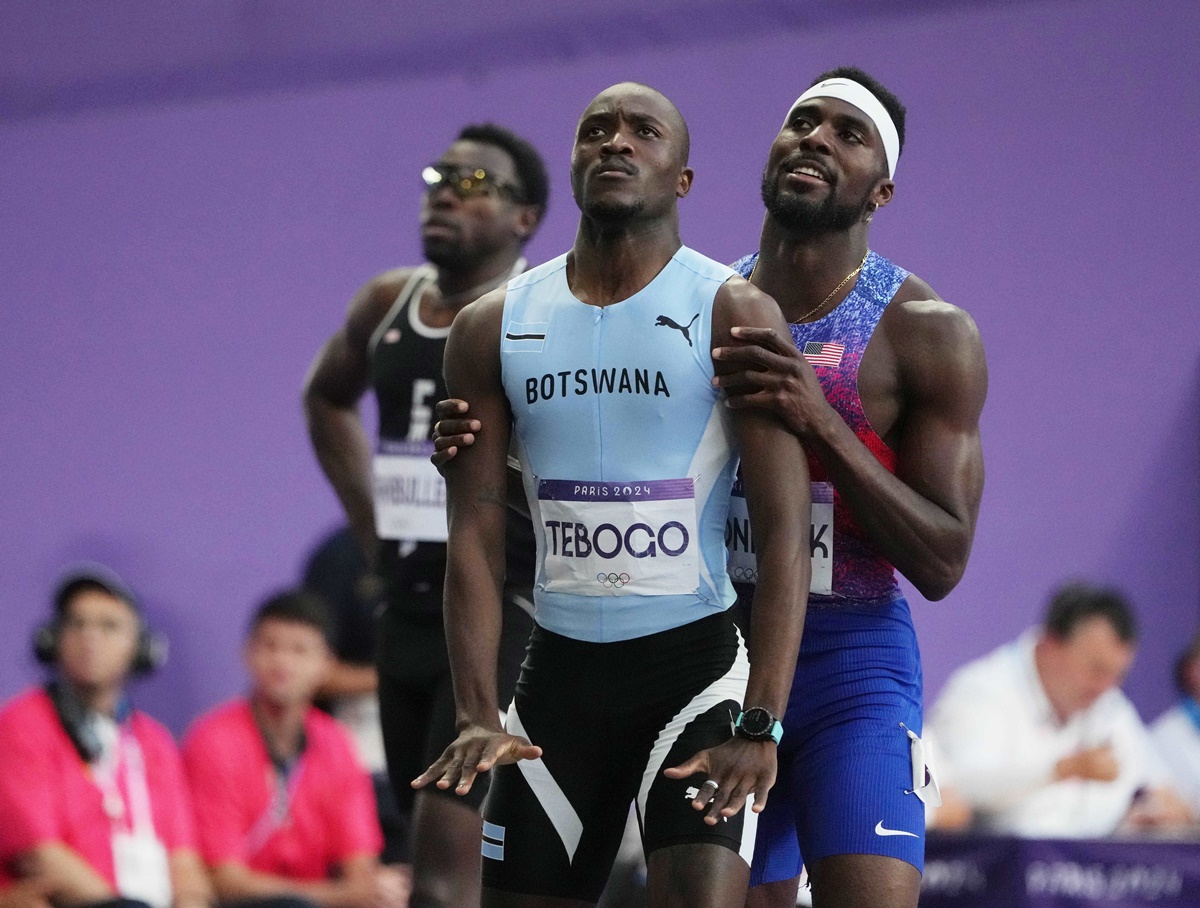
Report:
243,725,308,858
90,721,173,908
373,437,449,542
536,478,701,597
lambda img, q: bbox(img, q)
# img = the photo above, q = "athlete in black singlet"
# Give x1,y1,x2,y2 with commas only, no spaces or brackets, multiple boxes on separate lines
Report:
302,124,548,908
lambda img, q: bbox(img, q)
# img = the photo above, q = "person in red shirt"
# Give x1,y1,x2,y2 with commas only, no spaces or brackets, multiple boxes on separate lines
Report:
0,566,210,908
183,591,404,908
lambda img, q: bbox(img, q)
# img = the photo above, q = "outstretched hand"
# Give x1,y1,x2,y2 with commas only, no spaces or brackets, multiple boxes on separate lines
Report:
662,734,777,825
712,325,828,438
430,398,480,470
412,724,542,795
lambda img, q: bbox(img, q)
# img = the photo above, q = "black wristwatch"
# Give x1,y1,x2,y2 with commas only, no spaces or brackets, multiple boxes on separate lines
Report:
735,707,783,744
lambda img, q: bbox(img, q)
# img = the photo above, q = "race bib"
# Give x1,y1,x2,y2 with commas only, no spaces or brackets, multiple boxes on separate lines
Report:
373,440,447,542
725,480,833,594
113,832,172,908
537,478,699,597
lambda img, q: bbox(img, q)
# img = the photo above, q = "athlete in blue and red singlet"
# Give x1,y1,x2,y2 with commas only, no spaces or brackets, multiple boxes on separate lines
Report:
714,68,988,908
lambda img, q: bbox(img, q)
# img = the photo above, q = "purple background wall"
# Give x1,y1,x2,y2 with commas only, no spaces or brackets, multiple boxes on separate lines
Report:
2,0,1197,734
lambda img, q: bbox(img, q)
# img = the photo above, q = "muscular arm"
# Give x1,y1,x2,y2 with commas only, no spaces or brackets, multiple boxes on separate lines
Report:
302,271,407,558
714,281,811,721
666,279,811,822
717,296,986,600
411,291,541,794
812,301,986,600
441,292,510,733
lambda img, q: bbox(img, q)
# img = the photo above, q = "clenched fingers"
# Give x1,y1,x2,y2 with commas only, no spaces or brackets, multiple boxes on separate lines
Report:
730,325,796,354
434,398,471,419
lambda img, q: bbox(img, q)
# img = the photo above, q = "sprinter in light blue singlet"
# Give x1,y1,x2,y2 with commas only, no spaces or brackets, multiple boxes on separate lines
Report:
413,82,811,908
501,246,741,643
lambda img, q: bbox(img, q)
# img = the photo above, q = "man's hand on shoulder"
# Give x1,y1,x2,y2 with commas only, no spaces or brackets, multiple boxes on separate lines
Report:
430,399,479,471
710,276,836,440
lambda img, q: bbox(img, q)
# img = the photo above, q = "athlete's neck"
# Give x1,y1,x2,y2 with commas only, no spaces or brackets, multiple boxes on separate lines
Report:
250,693,307,760
434,250,524,310
754,217,871,323
568,215,682,308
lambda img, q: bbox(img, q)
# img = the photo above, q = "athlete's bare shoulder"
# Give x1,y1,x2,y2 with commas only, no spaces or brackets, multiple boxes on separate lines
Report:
887,272,978,347
344,265,422,353
445,287,507,382
884,274,986,404
713,273,786,332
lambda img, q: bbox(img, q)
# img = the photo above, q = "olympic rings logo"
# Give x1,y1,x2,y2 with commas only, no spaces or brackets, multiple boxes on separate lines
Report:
597,572,632,588
730,567,759,582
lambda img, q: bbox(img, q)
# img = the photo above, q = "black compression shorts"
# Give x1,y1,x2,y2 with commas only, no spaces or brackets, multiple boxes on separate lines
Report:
481,609,755,901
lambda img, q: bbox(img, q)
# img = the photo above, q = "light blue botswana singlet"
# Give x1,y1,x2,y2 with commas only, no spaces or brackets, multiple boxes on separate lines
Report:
501,246,739,643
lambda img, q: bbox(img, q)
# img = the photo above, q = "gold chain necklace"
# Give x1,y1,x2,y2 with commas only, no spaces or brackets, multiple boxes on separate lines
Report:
749,250,869,324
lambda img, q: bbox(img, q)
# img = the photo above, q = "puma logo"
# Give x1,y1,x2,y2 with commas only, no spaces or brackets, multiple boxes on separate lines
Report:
655,313,700,347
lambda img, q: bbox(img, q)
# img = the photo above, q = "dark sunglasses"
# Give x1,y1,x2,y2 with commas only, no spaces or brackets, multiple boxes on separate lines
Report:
421,164,525,202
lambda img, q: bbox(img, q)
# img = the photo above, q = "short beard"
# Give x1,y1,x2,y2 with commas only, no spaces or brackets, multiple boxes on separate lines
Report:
760,170,872,235
580,195,646,224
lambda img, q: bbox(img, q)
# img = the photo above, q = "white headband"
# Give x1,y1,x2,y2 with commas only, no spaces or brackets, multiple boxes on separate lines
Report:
784,78,899,179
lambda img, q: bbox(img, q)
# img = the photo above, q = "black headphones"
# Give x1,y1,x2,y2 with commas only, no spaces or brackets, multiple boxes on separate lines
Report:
33,565,168,676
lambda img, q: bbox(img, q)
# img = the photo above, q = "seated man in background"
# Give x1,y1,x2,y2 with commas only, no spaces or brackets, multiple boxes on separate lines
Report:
183,591,406,908
0,566,210,908
929,581,1192,838
1150,632,1200,820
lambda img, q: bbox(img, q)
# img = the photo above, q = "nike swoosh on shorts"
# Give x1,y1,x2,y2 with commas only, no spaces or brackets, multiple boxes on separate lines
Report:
874,821,918,838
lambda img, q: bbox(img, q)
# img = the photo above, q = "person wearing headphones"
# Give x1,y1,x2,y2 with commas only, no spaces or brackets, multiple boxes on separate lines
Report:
0,565,211,908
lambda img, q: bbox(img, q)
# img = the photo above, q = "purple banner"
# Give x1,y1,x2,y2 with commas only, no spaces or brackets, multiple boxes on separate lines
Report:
922,833,1200,907
537,479,694,502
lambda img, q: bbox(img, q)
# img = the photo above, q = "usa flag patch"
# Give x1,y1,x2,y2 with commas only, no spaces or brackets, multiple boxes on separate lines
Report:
802,341,845,368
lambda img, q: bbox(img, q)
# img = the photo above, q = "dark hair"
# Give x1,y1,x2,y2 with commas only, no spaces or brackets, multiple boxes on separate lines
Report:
811,66,907,159
1174,632,1200,695
457,123,550,221
249,589,333,646
54,564,140,618
1043,581,1137,643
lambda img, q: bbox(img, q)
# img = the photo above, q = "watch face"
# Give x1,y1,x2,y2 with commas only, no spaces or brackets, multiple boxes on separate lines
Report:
741,707,772,737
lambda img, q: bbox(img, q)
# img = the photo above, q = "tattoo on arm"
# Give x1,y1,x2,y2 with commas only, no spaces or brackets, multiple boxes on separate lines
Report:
475,484,510,510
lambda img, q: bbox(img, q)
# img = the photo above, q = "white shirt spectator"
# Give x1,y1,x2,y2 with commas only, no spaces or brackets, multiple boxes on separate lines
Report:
929,630,1169,838
1150,700,1200,816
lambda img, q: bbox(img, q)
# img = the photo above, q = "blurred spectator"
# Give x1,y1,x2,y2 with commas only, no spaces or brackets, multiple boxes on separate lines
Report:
300,527,406,864
183,590,406,908
929,581,1191,838
0,566,210,908
1150,632,1200,817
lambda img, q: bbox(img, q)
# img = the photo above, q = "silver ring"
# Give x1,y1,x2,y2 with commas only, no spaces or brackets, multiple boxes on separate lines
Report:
703,779,719,791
